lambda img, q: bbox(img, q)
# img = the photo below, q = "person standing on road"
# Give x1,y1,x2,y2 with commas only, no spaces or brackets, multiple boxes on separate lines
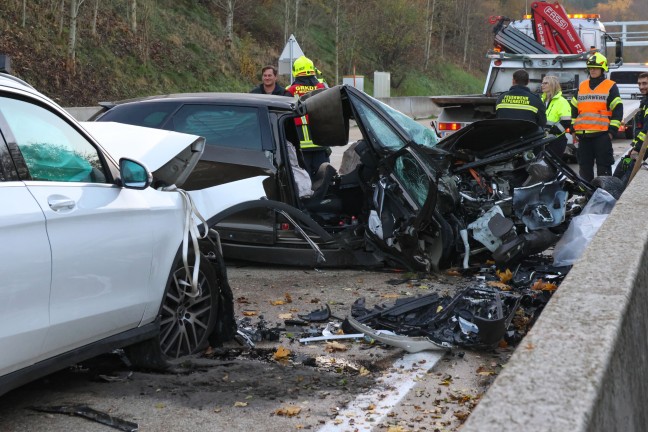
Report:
570,52,623,182
249,65,291,96
541,75,572,158
496,69,546,127
286,56,328,178
628,72,648,160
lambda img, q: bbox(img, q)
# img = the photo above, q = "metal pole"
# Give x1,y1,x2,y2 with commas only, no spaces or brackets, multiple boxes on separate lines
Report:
289,39,294,85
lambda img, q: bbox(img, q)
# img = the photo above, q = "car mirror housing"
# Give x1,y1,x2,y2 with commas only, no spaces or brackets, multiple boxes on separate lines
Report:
119,158,152,190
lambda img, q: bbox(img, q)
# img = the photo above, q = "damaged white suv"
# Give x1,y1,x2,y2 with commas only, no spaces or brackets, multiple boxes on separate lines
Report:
0,73,239,396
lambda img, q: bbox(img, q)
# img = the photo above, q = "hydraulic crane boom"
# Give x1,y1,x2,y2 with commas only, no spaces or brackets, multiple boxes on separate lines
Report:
530,1,586,54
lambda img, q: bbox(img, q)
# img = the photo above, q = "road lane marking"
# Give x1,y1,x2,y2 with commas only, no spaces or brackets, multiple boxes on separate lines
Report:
317,350,444,431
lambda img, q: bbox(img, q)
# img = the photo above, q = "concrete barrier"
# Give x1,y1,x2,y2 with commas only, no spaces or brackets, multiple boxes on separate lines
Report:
64,106,103,121
377,96,441,119
462,170,648,432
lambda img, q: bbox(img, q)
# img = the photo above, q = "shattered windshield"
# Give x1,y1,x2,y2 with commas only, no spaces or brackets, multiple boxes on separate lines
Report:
376,99,439,149
349,92,438,151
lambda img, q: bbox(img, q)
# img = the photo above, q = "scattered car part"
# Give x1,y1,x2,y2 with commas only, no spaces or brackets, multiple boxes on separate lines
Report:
347,317,450,353
298,304,332,322
31,405,137,432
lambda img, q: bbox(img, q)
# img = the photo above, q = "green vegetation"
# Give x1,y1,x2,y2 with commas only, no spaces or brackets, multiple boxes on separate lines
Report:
0,0,486,106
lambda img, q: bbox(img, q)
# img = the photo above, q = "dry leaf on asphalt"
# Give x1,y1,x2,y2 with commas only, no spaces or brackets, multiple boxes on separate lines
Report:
275,405,301,417
324,341,348,352
486,281,511,290
242,310,257,316
278,313,293,319
284,293,293,303
273,346,291,360
496,268,513,283
270,300,285,306
234,401,248,407
531,278,558,291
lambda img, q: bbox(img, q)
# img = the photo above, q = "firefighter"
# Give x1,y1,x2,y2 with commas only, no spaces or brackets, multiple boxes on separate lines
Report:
541,75,572,158
495,69,546,127
286,56,328,178
628,72,648,160
570,52,623,182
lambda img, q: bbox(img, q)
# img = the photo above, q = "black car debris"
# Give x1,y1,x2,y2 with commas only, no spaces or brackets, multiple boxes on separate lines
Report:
94,85,624,272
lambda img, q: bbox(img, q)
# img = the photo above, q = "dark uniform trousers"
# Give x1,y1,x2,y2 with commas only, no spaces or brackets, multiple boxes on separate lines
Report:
576,133,614,181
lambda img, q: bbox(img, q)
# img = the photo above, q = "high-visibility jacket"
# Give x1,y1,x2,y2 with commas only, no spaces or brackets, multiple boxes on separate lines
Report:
632,96,648,152
286,77,327,150
541,91,571,137
571,78,623,134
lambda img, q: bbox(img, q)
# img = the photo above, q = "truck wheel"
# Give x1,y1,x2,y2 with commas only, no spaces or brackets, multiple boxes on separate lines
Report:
124,247,220,370
591,176,625,200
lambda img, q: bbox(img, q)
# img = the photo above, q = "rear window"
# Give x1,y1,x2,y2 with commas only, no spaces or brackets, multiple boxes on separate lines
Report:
610,71,646,85
171,105,263,150
97,101,179,128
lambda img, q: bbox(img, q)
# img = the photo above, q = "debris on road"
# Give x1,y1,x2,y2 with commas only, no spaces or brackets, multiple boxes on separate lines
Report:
31,405,138,432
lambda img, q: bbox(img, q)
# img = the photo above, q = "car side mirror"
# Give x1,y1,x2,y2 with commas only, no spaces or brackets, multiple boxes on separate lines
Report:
119,158,152,190
615,40,623,65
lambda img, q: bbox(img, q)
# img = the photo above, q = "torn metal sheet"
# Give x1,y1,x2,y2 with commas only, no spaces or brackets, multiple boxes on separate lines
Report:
31,405,138,432
347,316,450,353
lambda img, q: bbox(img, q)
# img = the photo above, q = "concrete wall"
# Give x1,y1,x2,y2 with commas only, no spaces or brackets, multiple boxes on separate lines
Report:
65,106,103,121
462,170,648,432
377,96,441,119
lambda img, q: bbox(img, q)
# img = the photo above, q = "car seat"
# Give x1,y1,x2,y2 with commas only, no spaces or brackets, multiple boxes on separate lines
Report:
302,162,342,215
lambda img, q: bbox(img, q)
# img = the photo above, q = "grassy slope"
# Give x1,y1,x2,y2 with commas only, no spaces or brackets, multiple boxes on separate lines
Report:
0,1,484,105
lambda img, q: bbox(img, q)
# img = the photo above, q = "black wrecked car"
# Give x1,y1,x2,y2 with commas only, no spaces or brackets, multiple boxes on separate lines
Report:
94,85,623,272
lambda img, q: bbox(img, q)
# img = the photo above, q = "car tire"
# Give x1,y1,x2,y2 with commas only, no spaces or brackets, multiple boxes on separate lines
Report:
124,246,220,370
591,175,625,200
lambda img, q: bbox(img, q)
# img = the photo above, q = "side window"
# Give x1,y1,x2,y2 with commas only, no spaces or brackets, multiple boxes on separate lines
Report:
0,96,106,183
392,152,430,209
172,105,263,150
348,94,407,152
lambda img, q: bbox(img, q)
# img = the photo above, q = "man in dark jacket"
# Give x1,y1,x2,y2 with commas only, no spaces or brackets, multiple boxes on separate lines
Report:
496,69,547,127
249,65,291,96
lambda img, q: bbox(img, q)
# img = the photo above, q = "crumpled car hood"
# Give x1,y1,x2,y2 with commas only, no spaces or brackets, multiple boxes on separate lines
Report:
435,119,544,158
82,121,205,188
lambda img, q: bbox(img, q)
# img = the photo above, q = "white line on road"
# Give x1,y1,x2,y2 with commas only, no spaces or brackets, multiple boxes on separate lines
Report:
317,350,444,432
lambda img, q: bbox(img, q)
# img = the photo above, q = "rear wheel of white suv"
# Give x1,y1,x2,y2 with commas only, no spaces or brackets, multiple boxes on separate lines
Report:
124,246,220,370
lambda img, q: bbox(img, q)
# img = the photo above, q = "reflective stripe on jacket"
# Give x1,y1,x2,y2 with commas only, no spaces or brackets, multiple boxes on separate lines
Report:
286,81,326,149
572,79,615,133
632,97,648,151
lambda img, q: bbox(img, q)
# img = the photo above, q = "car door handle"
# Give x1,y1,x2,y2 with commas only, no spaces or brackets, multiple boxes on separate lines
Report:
48,198,76,211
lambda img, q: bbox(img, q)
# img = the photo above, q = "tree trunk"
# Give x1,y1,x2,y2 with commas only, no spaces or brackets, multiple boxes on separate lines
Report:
224,0,234,49
130,0,137,33
462,0,471,64
293,0,299,38
335,0,339,86
284,0,289,43
58,0,65,36
67,0,81,72
21,0,26,27
424,0,436,70
91,0,98,36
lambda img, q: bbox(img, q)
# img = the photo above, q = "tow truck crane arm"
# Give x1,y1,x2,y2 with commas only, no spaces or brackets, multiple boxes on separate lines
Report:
530,1,586,54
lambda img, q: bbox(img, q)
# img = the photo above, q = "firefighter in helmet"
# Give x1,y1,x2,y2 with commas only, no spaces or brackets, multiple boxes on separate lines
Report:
286,56,328,178
570,52,623,182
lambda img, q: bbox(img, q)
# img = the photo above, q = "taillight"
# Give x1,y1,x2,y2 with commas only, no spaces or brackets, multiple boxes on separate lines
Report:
494,59,503,66
438,122,462,131
280,223,290,230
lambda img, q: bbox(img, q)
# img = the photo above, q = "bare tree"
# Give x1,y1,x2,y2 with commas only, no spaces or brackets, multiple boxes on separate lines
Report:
424,0,436,70
91,0,99,36
130,0,137,33
213,0,238,49
67,0,85,72
335,0,339,85
21,0,26,27
284,0,290,43
293,0,299,38
58,0,65,36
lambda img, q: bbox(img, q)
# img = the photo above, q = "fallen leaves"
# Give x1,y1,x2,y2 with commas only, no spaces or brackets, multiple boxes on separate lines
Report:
271,293,294,305
531,278,558,291
275,405,301,417
273,346,291,360
234,401,248,407
324,341,348,353
486,281,511,290
278,313,293,319
496,268,513,283
242,310,257,316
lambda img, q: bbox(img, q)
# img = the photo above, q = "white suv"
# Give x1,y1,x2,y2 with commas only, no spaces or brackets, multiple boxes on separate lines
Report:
0,73,238,395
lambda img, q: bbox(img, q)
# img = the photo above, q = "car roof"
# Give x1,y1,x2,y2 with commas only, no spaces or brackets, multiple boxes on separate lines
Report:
102,92,296,111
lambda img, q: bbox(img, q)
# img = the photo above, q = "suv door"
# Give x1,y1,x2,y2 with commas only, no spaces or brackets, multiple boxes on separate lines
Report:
0,95,153,357
0,130,51,376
